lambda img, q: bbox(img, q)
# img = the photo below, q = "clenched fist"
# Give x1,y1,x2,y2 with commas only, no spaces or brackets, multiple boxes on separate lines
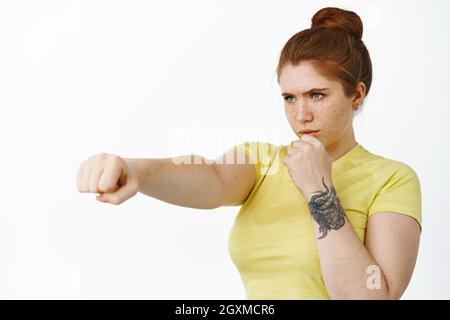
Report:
77,153,139,205
283,135,333,199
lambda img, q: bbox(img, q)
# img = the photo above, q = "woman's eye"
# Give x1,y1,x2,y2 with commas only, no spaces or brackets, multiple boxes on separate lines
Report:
311,92,323,100
284,93,323,103
284,96,295,103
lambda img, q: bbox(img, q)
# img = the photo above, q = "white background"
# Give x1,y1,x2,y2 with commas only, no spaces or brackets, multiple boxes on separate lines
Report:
0,0,449,299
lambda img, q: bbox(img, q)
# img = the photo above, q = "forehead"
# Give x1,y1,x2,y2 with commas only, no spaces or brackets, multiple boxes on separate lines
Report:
279,61,338,92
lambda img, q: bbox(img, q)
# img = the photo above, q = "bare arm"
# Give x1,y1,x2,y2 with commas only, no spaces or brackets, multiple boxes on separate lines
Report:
77,148,255,208
125,147,256,209
124,155,224,210
304,180,421,299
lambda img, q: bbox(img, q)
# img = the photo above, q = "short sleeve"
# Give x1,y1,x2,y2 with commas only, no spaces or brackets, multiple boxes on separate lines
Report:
228,141,260,182
230,141,279,183
368,163,422,228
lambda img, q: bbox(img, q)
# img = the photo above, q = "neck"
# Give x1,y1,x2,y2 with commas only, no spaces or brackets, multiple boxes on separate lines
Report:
326,128,357,162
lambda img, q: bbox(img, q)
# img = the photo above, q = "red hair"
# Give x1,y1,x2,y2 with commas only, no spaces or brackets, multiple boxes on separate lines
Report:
276,7,373,100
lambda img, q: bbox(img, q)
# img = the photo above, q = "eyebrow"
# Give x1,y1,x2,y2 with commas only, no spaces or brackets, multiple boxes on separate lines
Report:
281,88,330,97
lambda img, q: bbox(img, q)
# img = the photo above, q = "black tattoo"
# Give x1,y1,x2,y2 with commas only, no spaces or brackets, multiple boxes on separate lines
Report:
308,177,346,239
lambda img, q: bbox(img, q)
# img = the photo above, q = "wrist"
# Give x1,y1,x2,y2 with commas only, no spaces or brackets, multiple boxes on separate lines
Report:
303,176,333,200
124,158,142,191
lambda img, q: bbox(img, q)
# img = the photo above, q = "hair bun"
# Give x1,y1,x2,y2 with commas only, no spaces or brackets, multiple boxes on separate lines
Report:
311,7,363,40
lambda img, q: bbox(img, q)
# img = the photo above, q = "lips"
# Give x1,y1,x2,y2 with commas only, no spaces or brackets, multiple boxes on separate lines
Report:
299,130,319,134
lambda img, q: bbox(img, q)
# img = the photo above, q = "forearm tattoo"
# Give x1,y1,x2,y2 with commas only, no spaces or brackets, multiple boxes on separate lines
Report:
308,177,346,239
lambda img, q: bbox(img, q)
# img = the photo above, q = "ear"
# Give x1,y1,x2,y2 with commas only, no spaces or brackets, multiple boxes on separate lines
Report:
352,81,366,110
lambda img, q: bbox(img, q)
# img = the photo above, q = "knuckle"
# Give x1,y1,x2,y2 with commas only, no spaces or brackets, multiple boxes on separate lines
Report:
95,153,108,164
96,154,106,164
111,155,122,167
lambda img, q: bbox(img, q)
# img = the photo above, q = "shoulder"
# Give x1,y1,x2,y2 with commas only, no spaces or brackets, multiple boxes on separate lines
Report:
358,148,420,185
363,149,422,226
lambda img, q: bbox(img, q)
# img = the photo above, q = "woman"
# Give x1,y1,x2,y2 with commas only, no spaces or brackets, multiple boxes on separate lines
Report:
77,7,421,300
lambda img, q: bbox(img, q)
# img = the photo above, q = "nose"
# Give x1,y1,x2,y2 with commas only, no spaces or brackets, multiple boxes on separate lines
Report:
295,102,313,122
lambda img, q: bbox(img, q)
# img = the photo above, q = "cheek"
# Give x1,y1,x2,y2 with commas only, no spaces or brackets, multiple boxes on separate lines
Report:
327,106,352,133
284,106,296,122
330,106,349,124
318,103,352,134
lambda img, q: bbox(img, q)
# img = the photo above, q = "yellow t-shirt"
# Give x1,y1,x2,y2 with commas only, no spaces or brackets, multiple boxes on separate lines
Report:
227,140,422,300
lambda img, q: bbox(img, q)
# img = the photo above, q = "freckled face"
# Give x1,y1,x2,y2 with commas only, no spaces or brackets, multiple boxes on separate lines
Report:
279,61,355,148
